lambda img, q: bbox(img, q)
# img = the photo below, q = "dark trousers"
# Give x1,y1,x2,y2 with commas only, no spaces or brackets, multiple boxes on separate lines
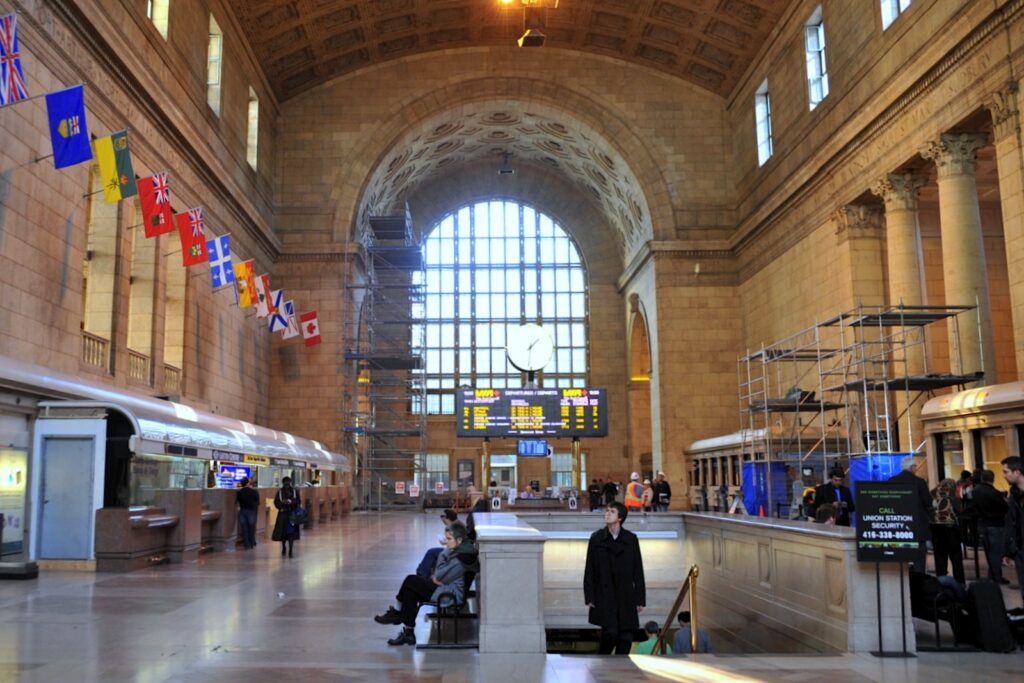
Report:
238,509,257,549
598,630,633,655
979,525,1006,582
930,523,965,584
397,574,436,627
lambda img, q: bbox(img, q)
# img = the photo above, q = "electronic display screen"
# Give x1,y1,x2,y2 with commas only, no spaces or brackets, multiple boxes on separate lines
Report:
456,387,608,437
517,439,549,457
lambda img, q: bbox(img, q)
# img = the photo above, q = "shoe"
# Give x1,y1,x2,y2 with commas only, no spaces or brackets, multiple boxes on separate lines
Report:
387,627,416,646
998,578,1011,585
374,607,402,625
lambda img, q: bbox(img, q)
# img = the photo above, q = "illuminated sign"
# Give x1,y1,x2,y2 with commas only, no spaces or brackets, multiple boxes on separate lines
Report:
456,388,608,437
244,454,270,466
517,439,549,457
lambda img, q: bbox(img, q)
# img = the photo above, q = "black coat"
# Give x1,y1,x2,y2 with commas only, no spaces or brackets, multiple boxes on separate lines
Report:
272,486,301,541
584,526,646,634
812,483,855,526
888,470,932,540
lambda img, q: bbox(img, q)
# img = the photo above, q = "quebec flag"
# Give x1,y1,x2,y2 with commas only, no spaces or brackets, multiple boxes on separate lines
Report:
206,234,235,289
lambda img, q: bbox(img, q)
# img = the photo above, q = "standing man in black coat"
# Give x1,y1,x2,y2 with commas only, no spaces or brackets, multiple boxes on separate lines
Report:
584,501,646,654
812,468,855,526
888,457,933,567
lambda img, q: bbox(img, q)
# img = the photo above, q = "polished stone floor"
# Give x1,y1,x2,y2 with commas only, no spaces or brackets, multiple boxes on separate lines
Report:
0,511,1021,682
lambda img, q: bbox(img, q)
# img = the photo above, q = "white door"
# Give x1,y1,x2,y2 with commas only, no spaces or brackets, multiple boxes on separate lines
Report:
39,437,95,559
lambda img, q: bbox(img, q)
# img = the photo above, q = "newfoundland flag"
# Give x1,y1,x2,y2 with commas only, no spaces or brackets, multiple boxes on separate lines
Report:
175,207,209,267
45,85,92,169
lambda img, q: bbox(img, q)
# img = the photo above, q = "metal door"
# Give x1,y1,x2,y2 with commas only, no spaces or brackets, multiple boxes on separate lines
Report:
39,437,94,559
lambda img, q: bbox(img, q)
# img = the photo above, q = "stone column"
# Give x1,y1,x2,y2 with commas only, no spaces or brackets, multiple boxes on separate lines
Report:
832,203,886,306
987,83,1024,375
920,133,995,383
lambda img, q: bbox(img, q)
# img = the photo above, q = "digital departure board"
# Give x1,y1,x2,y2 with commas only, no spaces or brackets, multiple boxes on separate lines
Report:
456,388,608,437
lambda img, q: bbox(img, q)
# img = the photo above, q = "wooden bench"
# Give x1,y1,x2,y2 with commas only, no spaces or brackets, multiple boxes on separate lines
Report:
95,506,180,572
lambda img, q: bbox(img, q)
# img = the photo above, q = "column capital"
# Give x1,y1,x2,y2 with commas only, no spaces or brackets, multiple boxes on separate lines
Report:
871,173,927,212
832,203,884,245
986,82,1020,141
920,133,988,178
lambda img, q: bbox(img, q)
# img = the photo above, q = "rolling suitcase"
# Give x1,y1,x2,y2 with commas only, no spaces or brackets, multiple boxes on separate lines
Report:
967,581,1017,652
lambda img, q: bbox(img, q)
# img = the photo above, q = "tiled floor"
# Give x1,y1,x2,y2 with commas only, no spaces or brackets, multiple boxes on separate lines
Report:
0,512,1020,682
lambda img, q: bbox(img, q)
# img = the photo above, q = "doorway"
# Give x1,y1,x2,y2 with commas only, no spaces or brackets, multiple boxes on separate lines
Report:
39,437,95,559
490,454,517,492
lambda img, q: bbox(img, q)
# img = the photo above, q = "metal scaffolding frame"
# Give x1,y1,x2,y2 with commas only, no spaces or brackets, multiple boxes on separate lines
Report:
343,207,427,509
738,303,982,512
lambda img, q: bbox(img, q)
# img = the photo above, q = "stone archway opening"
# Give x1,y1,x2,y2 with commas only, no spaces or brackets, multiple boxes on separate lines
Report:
628,302,653,481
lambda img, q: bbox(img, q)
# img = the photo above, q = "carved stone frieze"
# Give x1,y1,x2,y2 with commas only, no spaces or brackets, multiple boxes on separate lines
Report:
832,204,884,245
986,82,1021,141
871,173,927,212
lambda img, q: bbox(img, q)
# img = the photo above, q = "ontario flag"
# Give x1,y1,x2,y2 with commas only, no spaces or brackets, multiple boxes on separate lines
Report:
234,259,256,308
0,13,29,107
175,207,209,267
254,274,275,318
139,172,175,237
300,311,321,347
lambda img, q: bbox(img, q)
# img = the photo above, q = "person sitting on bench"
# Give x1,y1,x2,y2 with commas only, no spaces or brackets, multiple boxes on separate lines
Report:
374,521,479,646
416,509,458,578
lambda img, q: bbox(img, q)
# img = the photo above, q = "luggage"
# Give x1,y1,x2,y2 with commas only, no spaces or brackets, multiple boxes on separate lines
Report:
967,581,1017,652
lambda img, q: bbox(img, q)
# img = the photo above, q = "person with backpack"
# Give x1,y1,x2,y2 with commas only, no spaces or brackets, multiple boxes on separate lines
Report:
930,478,965,584
271,476,302,558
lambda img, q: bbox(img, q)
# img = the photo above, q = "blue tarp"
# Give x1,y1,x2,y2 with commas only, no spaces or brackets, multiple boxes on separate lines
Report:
741,462,789,516
847,453,909,526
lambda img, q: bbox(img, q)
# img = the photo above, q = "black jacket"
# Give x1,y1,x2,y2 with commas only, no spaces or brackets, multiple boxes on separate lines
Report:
973,482,1008,527
584,526,646,634
1005,485,1024,557
888,470,932,540
271,486,301,541
812,483,855,526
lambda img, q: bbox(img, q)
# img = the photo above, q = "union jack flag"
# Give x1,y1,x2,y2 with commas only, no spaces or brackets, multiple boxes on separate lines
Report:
187,208,205,238
0,13,29,107
152,172,170,205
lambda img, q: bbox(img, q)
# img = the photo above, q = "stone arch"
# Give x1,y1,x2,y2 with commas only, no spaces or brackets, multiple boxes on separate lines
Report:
627,298,654,478
324,75,675,262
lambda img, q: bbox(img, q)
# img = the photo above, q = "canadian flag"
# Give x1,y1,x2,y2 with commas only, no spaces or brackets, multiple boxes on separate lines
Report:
300,310,321,347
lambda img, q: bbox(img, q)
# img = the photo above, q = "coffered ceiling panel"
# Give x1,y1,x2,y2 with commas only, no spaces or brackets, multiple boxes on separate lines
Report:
229,0,790,101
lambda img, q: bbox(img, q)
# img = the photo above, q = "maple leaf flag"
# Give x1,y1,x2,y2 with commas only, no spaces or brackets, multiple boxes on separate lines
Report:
300,311,321,347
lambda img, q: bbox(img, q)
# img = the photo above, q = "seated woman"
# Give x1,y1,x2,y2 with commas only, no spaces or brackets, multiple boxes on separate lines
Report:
374,520,479,646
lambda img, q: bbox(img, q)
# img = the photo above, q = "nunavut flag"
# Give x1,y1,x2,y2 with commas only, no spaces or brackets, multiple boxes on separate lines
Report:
0,13,30,107
234,259,256,308
45,85,92,169
138,172,175,237
175,207,209,267
93,130,137,202
300,311,321,347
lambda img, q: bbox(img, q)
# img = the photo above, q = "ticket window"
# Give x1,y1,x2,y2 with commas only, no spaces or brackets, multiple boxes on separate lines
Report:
974,428,1009,491
0,448,27,559
935,432,965,482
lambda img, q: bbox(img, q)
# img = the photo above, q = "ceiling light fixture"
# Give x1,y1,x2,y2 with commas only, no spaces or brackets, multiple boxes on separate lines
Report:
498,152,515,176
505,0,560,48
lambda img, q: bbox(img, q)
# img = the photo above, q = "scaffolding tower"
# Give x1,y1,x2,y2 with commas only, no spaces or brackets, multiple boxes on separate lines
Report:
738,303,982,511
344,207,426,509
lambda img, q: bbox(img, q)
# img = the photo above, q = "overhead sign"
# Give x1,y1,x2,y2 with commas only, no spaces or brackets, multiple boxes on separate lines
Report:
517,439,549,457
213,449,242,462
854,482,924,562
456,388,608,437
244,454,270,466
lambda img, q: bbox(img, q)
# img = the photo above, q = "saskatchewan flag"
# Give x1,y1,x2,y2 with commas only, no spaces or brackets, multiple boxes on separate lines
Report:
93,130,137,202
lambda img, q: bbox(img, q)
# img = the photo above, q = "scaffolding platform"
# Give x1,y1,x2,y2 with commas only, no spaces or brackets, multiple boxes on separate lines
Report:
748,399,846,413
831,372,984,392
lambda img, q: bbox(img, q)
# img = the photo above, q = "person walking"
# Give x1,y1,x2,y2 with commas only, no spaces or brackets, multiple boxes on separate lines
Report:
1001,456,1024,602
588,479,603,512
930,478,965,584
654,471,672,512
973,469,1009,583
236,476,260,550
812,468,854,526
584,501,646,654
271,476,301,558
624,472,644,512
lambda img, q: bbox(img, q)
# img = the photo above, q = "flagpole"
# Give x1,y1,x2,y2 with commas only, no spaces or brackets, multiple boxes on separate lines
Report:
0,91,49,109
0,154,53,174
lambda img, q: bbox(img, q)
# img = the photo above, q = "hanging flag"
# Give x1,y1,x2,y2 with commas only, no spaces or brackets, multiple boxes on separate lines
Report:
175,207,209,267
206,234,235,289
254,274,275,318
45,85,92,169
267,290,287,332
0,13,29,107
138,171,175,237
92,130,137,202
300,311,322,347
233,259,256,308
282,300,300,339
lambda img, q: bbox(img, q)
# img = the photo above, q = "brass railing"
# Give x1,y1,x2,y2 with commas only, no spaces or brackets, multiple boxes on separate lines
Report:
164,364,181,393
81,331,109,370
653,563,700,655
127,349,150,383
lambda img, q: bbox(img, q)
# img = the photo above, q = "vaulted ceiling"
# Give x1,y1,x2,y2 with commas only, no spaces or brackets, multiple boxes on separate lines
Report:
231,0,790,102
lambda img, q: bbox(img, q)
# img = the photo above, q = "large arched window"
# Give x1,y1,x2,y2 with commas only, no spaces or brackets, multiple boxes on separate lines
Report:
414,200,588,414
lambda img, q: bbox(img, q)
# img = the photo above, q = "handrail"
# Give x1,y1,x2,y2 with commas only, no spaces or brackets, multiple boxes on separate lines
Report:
653,563,700,655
